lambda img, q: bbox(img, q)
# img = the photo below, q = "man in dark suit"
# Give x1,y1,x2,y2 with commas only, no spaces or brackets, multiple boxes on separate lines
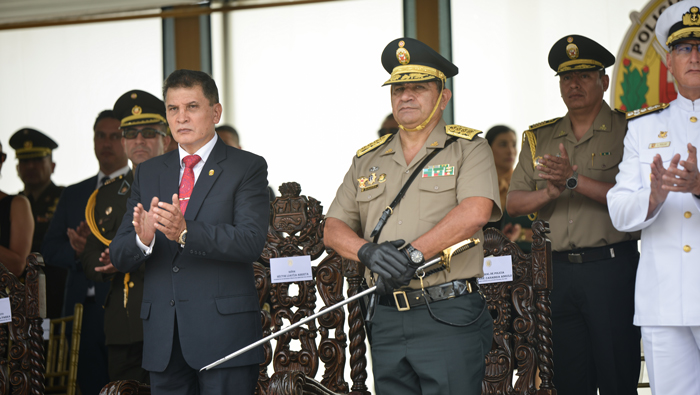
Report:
111,69,269,395
42,110,128,395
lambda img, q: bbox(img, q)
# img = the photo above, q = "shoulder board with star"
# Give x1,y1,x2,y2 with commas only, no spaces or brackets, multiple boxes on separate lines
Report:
445,124,482,140
357,133,394,158
625,103,669,120
528,117,562,131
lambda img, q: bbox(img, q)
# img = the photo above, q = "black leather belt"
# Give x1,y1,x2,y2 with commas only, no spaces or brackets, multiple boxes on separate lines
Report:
552,240,638,264
377,278,479,311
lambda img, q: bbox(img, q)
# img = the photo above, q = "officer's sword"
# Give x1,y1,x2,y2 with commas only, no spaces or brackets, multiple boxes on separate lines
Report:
200,238,480,371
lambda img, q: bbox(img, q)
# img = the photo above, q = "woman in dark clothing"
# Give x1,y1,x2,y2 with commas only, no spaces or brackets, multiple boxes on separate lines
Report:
0,141,34,276
484,125,533,252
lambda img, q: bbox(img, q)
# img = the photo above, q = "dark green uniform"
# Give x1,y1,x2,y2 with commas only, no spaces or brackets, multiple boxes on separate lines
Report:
81,171,148,383
21,181,63,253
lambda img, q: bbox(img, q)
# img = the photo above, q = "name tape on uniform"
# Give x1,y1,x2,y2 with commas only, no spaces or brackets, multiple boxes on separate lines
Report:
478,255,513,284
270,255,313,283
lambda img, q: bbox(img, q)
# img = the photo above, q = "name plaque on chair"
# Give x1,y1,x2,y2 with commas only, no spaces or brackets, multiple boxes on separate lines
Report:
270,255,313,283
478,255,513,284
0,297,11,323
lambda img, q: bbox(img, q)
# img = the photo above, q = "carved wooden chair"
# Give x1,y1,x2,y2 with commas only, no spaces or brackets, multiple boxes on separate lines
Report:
99,182,370,395
98,185,556,395
481,221,556,395
0,253,46,394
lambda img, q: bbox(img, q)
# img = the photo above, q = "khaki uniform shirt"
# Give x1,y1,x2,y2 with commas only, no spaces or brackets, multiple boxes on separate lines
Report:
326,119,501,288
509,101,639,252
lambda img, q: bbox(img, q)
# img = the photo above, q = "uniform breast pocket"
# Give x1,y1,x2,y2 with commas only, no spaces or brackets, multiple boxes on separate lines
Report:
418,176,457,224
639,145,675,187
355,183,387,230
587,151,622,183
98,214,117,234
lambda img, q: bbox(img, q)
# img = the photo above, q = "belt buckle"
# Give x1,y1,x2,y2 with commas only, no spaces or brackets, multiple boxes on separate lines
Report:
393,290,410,311
568,253,583,263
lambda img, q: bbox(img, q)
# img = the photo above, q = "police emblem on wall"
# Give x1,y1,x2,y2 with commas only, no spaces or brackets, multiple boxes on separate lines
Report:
611,0,682,112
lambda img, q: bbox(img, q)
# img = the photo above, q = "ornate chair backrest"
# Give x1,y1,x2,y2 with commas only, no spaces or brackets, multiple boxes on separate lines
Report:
481,220,555,395
254,182,370,395
0,254,45,395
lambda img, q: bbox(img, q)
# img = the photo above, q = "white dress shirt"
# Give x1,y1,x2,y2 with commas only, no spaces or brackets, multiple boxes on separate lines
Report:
136,133,219,254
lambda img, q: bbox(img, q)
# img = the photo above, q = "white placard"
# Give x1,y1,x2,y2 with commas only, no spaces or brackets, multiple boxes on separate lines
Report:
270,255,313,283
478,255,514,284
42,318,50,340
0,298,10,324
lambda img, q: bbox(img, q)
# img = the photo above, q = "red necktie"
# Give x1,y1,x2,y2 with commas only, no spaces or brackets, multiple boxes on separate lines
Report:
179,154,201,214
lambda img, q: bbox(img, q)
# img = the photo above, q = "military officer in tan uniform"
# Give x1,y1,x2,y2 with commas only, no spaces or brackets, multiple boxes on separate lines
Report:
507,35,640,395
325,38,501,395
81,90,171,383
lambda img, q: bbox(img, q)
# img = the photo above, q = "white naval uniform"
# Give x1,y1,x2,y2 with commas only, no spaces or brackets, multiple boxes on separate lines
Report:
607,94,700,393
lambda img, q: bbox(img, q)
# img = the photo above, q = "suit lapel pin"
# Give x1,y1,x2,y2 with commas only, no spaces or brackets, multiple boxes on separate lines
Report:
209,169,214,176
659,131,668,138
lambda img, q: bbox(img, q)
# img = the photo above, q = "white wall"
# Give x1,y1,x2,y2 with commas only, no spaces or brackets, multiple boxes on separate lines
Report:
0,18,163,193
452,0,649,137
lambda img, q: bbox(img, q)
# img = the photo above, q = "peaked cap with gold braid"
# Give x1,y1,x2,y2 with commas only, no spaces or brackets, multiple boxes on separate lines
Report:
381,37,458,132
548,35,615,76
656,0,700,51
9,128,58,160
113,89,168,129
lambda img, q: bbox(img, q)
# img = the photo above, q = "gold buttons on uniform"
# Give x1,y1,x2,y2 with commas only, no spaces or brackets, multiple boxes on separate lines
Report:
129,282,134,288
691,116,698,123
685,211,692,218
684,245,691,252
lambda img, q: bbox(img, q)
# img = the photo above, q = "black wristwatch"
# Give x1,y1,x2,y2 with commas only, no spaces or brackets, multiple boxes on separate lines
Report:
566,170,578,190
404,243,424,265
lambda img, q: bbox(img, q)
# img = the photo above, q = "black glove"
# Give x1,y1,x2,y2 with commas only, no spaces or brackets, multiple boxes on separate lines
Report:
357,240,409,282
394,259,421,287
373,277,395,295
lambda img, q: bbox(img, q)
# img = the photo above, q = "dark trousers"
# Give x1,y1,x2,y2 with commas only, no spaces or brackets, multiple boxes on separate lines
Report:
150,323,258,395
108,342,150,383
369,292,492,395
77,299,110,395
550,244,641,395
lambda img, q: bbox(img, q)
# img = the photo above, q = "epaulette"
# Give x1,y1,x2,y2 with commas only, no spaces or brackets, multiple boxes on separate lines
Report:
529,117,561,131
625,103,669,120
445,124,482,140
357,133,394,157
103,174,125,187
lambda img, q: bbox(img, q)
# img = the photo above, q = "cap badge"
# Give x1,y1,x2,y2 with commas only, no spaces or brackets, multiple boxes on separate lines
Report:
130,92,138,99
683,6,700,26
132,105,142,115
24,141,33,149
567,37,574,43
566,43,579,60
396,40,410,65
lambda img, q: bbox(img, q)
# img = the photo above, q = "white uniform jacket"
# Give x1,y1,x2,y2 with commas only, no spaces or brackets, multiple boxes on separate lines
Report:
607,95,700,327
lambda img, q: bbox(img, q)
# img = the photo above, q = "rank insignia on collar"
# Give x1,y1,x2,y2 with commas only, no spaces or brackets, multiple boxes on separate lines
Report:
558,130,566,136
659,131,668,138
599,124,607,131
385,148,393,154
430,141,439,147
